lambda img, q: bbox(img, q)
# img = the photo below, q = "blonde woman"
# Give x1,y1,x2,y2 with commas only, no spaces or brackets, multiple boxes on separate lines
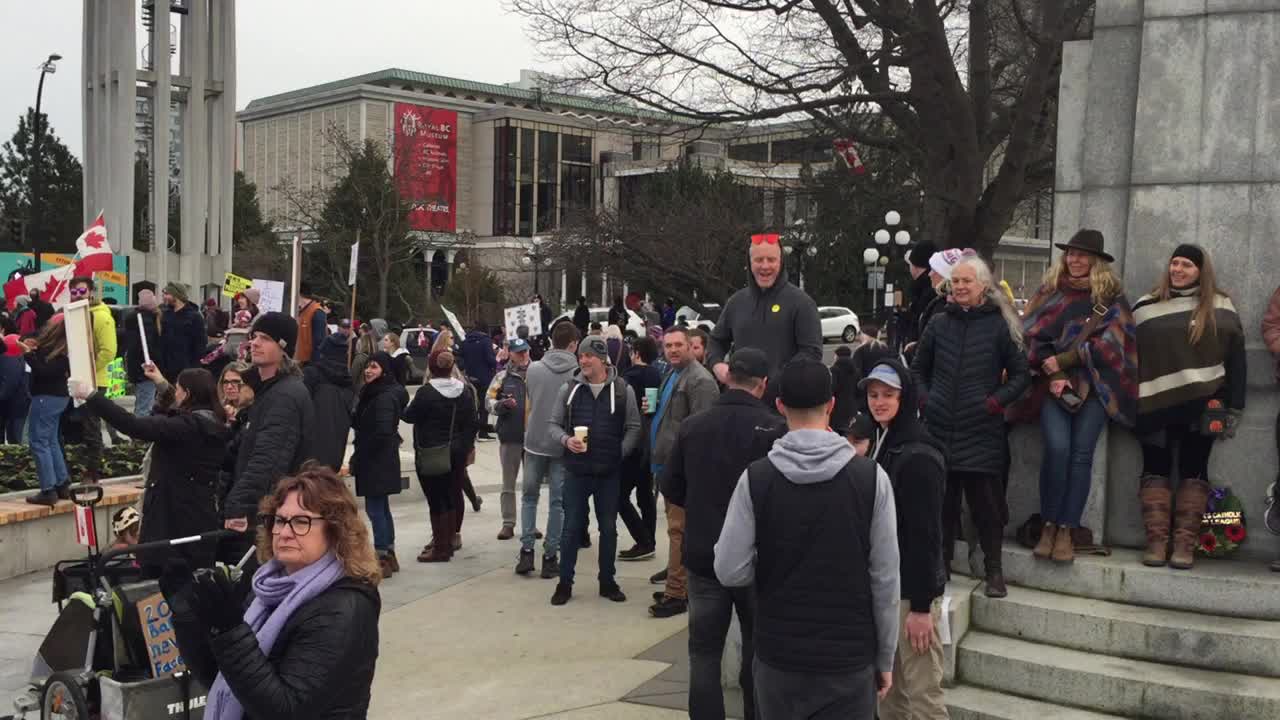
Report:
1020,230,1138,564
910,255,1031,598
1132,244,1245,570
381,332,411,385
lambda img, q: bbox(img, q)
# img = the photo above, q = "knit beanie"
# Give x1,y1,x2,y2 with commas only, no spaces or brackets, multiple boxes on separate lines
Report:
250,312,299,357
908,241,938,270
243,287,262,305
137,289,159,311
164,282,191,304
1171,244,1205,269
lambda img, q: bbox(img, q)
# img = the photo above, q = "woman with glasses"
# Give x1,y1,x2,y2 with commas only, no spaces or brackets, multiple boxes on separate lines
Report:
217,361,255,423
70,367,231,578
163,464,381,720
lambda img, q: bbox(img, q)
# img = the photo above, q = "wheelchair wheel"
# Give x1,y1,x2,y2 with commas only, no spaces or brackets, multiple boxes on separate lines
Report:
41,671,90,720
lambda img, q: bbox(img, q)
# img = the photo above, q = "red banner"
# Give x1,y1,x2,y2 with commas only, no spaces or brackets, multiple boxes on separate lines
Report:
394,103,458,232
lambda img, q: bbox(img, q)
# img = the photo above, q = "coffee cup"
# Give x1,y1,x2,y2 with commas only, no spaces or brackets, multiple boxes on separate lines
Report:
644,388,659,414
573,426,588,448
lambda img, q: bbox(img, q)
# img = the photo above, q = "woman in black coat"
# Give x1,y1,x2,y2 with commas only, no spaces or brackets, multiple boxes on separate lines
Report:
402,349,477,563
303,353,355,473
911,256,1030,598
71,365,231,577
349,352,409,578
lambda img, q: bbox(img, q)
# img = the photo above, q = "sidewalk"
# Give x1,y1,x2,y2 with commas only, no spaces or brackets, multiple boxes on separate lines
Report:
0,441,698,719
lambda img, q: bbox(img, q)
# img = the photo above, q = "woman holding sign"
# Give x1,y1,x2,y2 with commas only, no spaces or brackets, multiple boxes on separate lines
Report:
163,465,380,720
71,367,231,577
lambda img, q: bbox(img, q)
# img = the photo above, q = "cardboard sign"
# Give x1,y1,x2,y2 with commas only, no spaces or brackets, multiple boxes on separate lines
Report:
504,302,543,340
105,358,127,399
252,279,285,313
63,300,96,401
223,272,254,299
348,242,360,287
136,592,186,678
73,504,96,547
440,305,465,340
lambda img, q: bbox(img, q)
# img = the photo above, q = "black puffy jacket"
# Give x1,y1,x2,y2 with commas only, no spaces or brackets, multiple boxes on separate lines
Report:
351,379,409,497
910,301,1030,475
303,359,355,473
402,379,478,454
227,367,316,520
171,576,380,720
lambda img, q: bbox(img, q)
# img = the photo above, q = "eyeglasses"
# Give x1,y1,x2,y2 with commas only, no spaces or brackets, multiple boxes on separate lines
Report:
222,379,243,387
69,287,90,297
259,513,325,536
750,233,780,245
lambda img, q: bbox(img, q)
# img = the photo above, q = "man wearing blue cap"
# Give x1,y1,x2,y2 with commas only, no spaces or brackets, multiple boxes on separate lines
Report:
486,337,533,539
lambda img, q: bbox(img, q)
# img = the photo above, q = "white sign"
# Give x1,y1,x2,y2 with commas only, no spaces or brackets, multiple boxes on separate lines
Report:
886,282,895,294
251,279,286,314
74,504,97,547
348,242,360,287
503,302,543,340
64,300,96,404
885,291,896,308
137,313,152,366
440,305,466,340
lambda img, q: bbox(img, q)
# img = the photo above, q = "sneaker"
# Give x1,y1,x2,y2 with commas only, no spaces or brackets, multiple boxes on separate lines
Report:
619,544,655,561
24,490,57,507
540,554,560,579
649,569,667,584
497,526,515,540
515,549,536,576
477,435,496,443
649,596,688,618
984,572,1008,599
599,583,627,602
551,581,572,606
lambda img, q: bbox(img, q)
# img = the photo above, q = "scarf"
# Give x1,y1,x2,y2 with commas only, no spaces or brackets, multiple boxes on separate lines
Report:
1132,287,1242,430
205,552,346,720
1021,279,1139,426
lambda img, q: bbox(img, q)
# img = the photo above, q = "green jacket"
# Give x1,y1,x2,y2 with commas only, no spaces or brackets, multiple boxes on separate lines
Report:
89,302,117,388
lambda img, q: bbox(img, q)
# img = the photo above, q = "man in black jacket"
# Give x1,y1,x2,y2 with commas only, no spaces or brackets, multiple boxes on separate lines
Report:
662,348,783,720
223,312,315,563
160,282,207,382
859,359,948,720
707,233,822,398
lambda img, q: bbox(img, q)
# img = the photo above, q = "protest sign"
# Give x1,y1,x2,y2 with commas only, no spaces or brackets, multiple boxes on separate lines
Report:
441,305,465,340
64,300,96,404
223,272,254,299
504,302,543,340
252,279,286,313
136,592,186,678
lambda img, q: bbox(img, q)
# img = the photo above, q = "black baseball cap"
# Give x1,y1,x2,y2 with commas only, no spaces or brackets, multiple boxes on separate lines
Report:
728,348,770,380
778,359,833,410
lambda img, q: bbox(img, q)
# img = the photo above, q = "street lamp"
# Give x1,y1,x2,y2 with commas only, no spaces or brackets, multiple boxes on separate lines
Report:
863,248,883,315
785,219,820,291
522,235,554,295
29,52,61,262
875,210,913,348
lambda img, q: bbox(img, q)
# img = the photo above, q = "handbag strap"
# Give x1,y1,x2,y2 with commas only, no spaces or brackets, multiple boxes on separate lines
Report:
1066,299,1110,355
447,397,456,444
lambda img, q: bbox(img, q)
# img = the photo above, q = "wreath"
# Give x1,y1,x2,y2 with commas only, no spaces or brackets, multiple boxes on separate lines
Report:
1197,485,1246,558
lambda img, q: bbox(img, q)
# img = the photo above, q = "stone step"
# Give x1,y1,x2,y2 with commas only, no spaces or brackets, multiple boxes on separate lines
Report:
953,542,1280,620
958,631,1280,720
971,586,1280,678
946,684,1126,720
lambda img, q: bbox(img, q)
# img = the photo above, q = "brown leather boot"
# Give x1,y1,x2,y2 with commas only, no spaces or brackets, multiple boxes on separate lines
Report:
1169,478,1210,570
1033,522,1056,559
1051,526,1075,564
1139,474,1172,567
378,554,395,578
387,549,401,573
419,514,454,563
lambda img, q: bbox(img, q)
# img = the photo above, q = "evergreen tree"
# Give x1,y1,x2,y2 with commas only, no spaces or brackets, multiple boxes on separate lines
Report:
0,108,83,253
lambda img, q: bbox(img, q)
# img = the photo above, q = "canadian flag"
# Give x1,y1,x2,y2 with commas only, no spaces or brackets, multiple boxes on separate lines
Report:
5,213,114,311
832,139,867,175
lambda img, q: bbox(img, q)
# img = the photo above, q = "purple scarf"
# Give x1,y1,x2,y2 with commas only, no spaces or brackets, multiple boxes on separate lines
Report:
205,552,345,720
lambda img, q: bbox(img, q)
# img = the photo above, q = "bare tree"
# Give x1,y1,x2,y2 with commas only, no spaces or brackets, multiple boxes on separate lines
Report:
511,0,1091,256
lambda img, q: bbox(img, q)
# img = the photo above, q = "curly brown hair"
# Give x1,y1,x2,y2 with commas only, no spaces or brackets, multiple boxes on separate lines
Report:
256,463,381,586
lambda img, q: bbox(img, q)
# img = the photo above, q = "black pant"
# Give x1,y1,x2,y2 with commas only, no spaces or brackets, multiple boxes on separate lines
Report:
688,572,755,720
753,660,874,720
943,471,1005,574
82,410,104,476
618,455,657,548
419,470,455,515
1140,425,1216,480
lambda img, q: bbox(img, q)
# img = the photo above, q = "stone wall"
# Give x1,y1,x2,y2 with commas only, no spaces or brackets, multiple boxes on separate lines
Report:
1046,0,1280,561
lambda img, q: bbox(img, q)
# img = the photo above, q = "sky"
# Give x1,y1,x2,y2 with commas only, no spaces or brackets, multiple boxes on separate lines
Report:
0,0,540,160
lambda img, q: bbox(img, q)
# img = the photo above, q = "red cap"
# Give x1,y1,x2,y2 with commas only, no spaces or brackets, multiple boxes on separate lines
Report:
3,334,23,358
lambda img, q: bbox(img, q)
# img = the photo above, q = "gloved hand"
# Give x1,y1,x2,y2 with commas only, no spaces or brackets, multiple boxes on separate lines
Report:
1224,409,1243,439
67,380,95,401
190,567,247,634
985,396,1004,416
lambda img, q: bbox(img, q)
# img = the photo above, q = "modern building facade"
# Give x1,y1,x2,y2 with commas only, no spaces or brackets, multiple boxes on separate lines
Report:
237,67,1049,307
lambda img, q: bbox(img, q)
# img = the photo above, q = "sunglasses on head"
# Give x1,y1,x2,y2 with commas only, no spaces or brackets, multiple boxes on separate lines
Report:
750,234,781,245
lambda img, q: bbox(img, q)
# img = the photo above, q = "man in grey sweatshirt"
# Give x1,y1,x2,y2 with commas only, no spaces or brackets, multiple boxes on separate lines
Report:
516,321,580,579
715,359,900,720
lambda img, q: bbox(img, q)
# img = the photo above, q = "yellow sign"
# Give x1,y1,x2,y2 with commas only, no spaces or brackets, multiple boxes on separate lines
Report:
771,304,781,313
95,270,127,286
223,272,253,298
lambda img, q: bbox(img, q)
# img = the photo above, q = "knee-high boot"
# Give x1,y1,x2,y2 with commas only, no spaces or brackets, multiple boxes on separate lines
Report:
1170,478,1210,570
1139,474,1172,567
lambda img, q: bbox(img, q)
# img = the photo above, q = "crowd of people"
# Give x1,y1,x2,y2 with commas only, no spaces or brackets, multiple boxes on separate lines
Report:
7,223,1278,719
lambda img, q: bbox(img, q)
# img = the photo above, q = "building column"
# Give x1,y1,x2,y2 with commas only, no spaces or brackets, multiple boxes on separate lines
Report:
560,269,568,307
601,271,608,306
580,271,587,300
445,249,458,281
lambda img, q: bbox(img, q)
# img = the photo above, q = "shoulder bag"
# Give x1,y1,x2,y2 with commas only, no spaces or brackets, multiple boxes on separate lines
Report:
1008,300,1110,422
415,399,456,477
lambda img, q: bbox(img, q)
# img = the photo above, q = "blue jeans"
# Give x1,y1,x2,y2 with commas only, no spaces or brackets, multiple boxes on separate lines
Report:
1039,395,1107,527
365,494,395,552
29,395,70,492
133,380,157,417
521,452,565,555
559,470,620,587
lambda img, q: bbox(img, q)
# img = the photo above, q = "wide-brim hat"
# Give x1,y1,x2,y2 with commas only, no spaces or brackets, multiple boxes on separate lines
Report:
1055,229,1114,263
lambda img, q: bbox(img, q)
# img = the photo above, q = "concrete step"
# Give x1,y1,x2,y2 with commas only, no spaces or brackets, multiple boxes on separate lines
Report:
946,684,1126,720
972,586,1280,678
953,542,1280,620
958,631,1280,720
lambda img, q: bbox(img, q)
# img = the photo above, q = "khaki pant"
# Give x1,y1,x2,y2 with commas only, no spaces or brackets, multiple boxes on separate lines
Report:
879,599,948,720
663,501,687,600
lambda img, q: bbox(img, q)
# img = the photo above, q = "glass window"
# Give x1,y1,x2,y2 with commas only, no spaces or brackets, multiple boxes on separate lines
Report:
560,163,592,227
771,137,832,164
519,129,535,183
537,131,558,232
493,126,516,235
728,142,768,162
562,135,592,164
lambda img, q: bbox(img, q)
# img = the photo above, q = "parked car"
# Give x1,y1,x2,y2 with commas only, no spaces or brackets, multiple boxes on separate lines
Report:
399,326,438,384
818,306,860,343
553,307,647,338
674,303,721,332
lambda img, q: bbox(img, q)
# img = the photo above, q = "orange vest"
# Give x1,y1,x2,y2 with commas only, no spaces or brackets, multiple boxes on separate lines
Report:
296,301,320,362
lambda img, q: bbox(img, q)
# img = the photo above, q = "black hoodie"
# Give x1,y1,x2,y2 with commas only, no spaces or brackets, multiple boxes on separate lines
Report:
866,357,947,612
707,265,822,382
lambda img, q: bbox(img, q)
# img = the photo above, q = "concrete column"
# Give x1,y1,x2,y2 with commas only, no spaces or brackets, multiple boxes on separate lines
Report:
445,249,458,281
151,2,170,287
600,271,608,306
560,269,567,306
580,271,587,299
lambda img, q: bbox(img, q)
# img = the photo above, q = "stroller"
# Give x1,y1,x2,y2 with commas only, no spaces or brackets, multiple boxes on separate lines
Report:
8,485,241,720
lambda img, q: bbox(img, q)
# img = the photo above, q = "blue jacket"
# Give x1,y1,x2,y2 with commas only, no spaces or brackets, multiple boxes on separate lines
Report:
0,354,30,410
459,330,497,394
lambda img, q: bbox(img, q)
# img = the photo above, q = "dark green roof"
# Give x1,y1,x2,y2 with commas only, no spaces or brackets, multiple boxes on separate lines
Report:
243,68,674,122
